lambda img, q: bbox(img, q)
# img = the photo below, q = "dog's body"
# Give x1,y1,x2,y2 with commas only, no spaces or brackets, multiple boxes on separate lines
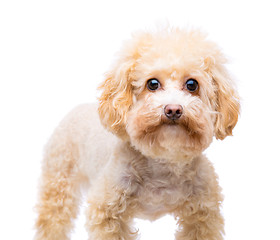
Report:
35,27,239,240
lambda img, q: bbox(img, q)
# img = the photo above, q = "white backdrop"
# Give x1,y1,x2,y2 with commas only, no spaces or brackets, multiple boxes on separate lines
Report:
1,0,280,239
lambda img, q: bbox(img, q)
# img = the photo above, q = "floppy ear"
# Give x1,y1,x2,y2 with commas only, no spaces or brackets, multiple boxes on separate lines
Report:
210,63,240,140
98,58,135,139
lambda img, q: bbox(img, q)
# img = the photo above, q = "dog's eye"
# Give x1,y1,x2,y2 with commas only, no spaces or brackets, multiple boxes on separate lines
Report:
185,79,199,92
147,78,161,91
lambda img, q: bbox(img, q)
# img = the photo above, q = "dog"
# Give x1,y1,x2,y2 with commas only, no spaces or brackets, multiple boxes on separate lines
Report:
35,27,240,240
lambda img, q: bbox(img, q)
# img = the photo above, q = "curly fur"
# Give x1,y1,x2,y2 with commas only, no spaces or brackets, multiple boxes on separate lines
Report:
35,27,240,240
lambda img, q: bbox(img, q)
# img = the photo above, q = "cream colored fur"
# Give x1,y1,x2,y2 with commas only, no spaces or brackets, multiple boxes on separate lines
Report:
35,27,240,240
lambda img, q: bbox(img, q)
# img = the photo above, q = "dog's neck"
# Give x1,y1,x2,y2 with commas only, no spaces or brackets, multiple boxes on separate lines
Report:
123,141,199,178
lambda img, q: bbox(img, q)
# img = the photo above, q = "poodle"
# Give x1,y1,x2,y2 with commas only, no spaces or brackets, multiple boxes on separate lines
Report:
34,27,240,240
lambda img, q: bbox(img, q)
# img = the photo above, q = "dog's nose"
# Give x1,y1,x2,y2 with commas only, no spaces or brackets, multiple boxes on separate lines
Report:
164,104,183,120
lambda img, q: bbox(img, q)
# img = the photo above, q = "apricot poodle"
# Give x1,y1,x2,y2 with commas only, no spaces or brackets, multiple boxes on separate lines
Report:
35,27,240,240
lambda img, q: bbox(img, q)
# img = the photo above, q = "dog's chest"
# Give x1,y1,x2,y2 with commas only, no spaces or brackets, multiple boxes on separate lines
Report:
137,177,182,214
130,160,195,218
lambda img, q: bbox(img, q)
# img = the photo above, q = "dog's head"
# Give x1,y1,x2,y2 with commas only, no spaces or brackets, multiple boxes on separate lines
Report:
99,28,240,160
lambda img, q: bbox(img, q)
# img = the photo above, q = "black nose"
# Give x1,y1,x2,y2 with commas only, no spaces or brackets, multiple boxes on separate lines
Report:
164,104,183,120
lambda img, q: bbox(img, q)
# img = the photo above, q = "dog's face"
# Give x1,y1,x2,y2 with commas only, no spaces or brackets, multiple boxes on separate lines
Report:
99,28,240,161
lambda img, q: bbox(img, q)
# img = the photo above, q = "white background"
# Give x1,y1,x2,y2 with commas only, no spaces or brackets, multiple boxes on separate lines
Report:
1,0,280,239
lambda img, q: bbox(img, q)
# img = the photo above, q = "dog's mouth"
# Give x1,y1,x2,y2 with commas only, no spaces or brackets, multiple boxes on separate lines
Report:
160,121,197,138
162,120,179,126
160,116,192,131
160,113,182,125
140,114,196,136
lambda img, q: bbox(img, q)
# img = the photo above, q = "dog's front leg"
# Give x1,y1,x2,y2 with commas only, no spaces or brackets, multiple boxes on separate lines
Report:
174,180,225,240
175,199,224,240
174,158,225,240
86,177,138,240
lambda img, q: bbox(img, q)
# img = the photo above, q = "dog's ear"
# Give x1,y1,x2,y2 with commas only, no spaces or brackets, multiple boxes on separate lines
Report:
207,59,240,140
98,57,135,139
